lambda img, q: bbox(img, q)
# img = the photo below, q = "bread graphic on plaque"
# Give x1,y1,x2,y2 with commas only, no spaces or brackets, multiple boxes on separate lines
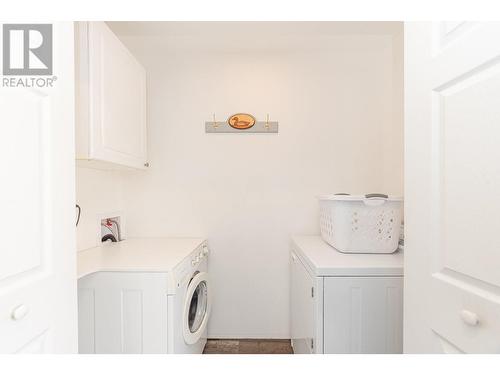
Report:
228,113,256,130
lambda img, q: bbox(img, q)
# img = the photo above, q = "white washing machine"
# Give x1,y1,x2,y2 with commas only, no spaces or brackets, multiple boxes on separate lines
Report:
169,244,210,353
77,238,211,354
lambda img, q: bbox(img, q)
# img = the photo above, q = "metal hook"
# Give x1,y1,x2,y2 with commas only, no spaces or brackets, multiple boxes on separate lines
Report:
213,113,218,129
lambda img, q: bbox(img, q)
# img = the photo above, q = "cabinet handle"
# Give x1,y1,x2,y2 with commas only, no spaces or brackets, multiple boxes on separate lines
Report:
460,310,479,326
11,304,29,321
144,162,150,167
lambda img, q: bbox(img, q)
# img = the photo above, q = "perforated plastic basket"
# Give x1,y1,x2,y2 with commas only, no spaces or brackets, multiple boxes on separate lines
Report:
318,194,403,253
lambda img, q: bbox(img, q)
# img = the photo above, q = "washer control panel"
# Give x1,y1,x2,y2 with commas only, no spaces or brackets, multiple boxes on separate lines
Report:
170,240,209,293
191,243,209,266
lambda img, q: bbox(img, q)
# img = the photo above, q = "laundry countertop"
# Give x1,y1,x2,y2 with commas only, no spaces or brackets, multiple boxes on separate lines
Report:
77,237,206,279
291,235,404,277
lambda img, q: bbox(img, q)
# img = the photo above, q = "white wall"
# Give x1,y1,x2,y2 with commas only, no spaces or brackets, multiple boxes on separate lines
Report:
75,167,124,251
116,33,404,338
387,30,404,195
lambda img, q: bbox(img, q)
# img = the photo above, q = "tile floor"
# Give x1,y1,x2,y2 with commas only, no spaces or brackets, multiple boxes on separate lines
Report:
203,339,293,354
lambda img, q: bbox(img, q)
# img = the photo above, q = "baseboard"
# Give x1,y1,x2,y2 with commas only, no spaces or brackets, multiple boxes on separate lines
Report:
208,334,290,340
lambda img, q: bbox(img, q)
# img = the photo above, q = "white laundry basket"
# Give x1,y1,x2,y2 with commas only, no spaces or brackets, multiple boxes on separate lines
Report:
318,194,403,253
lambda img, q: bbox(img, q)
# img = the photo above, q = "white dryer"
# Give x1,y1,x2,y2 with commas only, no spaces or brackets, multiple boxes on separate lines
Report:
77,238,211,354
290,236,403,354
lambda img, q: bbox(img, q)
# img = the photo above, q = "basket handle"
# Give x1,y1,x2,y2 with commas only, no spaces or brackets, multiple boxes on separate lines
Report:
363,193,389,206
365,193,389,199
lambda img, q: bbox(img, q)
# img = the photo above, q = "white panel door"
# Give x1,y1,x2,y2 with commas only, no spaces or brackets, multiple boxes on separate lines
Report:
405,22,500,353
0,23,77,353
323,277,403,354
87,22,147,169
290,252,315,354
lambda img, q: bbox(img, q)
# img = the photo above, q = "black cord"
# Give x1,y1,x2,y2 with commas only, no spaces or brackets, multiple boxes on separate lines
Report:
101,234,117,242
76,204,81,227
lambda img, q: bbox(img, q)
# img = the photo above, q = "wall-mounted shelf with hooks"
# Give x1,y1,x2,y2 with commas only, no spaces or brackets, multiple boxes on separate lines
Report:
205,113,278,133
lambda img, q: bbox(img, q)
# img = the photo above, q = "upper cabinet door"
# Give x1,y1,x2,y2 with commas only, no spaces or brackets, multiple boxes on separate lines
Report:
76,22,147,170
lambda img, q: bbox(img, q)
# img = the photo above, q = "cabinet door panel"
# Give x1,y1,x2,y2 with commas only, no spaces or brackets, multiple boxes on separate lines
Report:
87,22,147,169
323,277,403,353
78,272,168,354
290,252,315,353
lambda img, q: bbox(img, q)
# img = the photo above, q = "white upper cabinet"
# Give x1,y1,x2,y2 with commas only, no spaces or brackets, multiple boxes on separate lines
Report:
76,22,148,170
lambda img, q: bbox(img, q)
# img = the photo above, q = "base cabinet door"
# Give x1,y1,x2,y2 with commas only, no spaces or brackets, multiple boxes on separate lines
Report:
78,272,168,353
323,277,403,353
290,252,315,353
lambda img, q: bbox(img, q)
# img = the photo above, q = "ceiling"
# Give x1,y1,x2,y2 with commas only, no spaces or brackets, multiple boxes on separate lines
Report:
108,21,402,37
107,22,403,54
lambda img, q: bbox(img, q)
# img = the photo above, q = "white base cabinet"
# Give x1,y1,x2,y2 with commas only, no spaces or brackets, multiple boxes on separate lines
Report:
75,22,148,170
78,272,169,354
323,276,403,353
290,248,403,354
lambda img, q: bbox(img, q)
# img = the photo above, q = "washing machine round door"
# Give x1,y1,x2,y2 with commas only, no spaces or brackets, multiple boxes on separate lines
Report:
183,272,210,345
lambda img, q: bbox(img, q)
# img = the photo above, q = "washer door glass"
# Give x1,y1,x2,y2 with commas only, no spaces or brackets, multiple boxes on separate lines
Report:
188,280,207,333
183,272,210,345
